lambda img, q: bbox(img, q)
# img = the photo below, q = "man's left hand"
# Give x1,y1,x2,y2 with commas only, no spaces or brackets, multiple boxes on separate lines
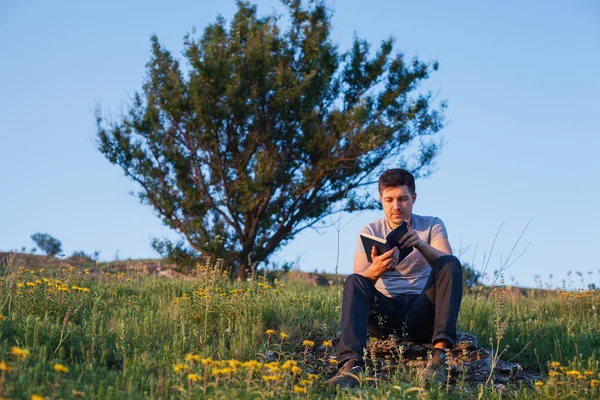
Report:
398,221,423,250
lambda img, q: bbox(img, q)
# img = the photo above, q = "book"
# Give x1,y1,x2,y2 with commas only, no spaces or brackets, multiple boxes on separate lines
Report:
360,221,414,264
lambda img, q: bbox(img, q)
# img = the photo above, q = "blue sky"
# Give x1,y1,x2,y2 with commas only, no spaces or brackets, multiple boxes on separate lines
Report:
1,0,598,289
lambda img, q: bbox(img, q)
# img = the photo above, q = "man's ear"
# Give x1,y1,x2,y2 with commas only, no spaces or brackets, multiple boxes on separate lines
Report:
412,192,417,204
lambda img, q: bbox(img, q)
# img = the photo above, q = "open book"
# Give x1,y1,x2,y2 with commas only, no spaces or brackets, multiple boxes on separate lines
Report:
360,221,414,263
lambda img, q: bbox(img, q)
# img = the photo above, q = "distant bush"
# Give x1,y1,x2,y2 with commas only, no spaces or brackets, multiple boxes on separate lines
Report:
30,233,62,257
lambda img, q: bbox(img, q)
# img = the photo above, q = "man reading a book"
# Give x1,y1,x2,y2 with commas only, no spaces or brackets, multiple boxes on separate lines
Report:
328,168,463,388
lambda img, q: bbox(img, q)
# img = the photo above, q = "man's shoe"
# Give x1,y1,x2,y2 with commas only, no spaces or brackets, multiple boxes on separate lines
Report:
327,359,364,389
419,349,448,386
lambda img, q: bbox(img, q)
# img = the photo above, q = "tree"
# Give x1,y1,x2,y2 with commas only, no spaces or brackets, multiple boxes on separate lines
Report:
96,0,446,279
30,233,62,257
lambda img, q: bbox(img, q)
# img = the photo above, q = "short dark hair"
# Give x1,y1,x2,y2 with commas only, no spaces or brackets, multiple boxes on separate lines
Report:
378,169,416,195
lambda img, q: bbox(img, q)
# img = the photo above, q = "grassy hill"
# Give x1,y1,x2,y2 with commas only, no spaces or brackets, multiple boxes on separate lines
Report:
1,252,599,398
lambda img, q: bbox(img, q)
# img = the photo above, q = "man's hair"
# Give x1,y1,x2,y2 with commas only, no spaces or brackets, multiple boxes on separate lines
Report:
378,169,416,195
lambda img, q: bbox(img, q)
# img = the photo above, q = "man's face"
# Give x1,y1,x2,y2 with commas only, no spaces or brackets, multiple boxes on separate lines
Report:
380,185,416,228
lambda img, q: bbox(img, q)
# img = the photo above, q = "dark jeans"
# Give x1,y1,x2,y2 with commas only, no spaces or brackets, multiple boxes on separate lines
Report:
336,255,463,366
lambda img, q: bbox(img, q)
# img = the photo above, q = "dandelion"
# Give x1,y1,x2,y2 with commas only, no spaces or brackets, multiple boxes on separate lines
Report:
11,347,29,359
584,370,594,376
0,315,5,321
266,329,276,335
26,282,35,287
307,373,319,382
174,363,188,373
323,340,333,348
54,363,69,374
550,361,561,368
242,360,262,371
16,283,24,288
291,366,302,375
201,358,213,366
534,381,544,387
279,332,289,340
0,361,12,372
328,359,338,365
300,379,312,386
303,340,315,348
591,379,599,387
31,395,44,400
187,373,201,382
566,370,579,376
548,371,559,377
293,385,307,394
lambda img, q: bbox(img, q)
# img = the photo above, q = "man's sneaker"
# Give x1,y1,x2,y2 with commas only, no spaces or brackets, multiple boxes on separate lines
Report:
327,359,364,389
419,349,448,386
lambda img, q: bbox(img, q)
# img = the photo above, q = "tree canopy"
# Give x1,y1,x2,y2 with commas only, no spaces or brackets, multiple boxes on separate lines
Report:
96,0,446,279
30,233,62,257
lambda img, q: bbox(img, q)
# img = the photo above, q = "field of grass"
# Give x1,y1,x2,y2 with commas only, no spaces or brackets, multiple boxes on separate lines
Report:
1,255,599,399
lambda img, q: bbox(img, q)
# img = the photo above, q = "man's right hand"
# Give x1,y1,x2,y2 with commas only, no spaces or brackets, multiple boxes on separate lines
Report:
358,246,399,281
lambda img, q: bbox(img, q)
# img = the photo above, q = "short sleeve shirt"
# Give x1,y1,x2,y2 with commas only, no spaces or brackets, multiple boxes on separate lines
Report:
355,214,449,297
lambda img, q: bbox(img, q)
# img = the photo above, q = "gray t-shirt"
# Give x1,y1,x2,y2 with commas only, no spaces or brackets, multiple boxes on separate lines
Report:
355,214,448,297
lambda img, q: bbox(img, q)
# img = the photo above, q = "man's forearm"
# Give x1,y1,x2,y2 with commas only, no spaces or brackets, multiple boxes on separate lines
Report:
415,240,451,266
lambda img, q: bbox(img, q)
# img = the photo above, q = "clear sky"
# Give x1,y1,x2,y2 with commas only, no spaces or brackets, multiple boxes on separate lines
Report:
1,0,598,289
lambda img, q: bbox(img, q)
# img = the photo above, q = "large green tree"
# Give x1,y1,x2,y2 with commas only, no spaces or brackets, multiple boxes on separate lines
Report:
96,0,445,279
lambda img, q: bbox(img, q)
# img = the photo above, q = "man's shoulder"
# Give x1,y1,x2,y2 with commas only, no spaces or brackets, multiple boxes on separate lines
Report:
359,217,387,235
412,213,444,229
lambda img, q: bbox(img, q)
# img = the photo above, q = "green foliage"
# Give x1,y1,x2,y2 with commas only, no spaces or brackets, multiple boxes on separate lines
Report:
30,233,62,257
462,262,481,289
95,0,445,278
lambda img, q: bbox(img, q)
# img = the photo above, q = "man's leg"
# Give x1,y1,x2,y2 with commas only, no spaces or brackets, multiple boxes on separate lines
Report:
405,255,463,348
336,274,405,367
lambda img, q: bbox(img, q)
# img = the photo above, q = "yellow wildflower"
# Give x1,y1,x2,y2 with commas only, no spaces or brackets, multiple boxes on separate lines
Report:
263,375,279,382
279,332,289,340
293,385,307,394
17,283,24,288
227,359,241,369
307,373,319,381
53,363,69,374
323,340,333,348
591,379,599,387
291,366,302,375
548,371,559,377
11,347,30,359
31,395,44,400
265,329,276,335
185,353,201,363
566,370,579,376
0,361,12,372
187,373,201,382
282,360,297,371
174,363,188,373
584,370,594,376
328,359,338,365
39,268,45,273
300,379,312,386
0,315,5,321
534,381,543,387
550,361,561,368
303,340,315,348
201,358,213,366
242,360,262,371
26,282,35,287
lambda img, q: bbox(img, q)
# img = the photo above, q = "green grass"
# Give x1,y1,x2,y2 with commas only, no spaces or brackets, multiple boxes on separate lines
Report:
1,260,599,399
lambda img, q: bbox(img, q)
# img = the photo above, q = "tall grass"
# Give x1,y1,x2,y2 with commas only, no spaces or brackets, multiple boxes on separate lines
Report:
1,258,599,399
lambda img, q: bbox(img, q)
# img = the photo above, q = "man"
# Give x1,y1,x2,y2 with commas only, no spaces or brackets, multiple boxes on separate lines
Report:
327,168,463,388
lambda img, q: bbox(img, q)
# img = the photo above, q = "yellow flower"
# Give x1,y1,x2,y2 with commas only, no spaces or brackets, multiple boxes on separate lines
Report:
263,375,279,382
566,370,579,376
293,385,307,394
282,360,297,370
71,390,85,397
31,395,44,400
548,371,559,377
323,340,333,348
11,347,30,359
534,381,543,387
0,361,12,372
300,379,312,386
0,315,5,321
584,370,594,376
242,360,262,371
26,282,35,287
550,361,561,368
302,340,315,348
201,358,213,366
53,363,69,373
185,353,201,363
291,366,302,375
17,283,24,288
39,268,45,273
591,379,599,387
265,329,276,335
173,363,188,373
227,359,241,369
307,373,319,381
328,359,338,365
187,373,201,382
279,332,289,340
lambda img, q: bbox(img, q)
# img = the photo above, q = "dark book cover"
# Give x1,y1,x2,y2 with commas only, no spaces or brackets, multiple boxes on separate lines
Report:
360,221,414,263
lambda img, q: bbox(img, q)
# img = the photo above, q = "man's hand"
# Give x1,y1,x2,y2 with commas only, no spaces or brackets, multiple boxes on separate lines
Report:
398,220,423,250
358,246,399,281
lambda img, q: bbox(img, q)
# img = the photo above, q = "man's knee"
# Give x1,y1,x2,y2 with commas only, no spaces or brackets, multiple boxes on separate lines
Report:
434,255,462,278
343,273,373,290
